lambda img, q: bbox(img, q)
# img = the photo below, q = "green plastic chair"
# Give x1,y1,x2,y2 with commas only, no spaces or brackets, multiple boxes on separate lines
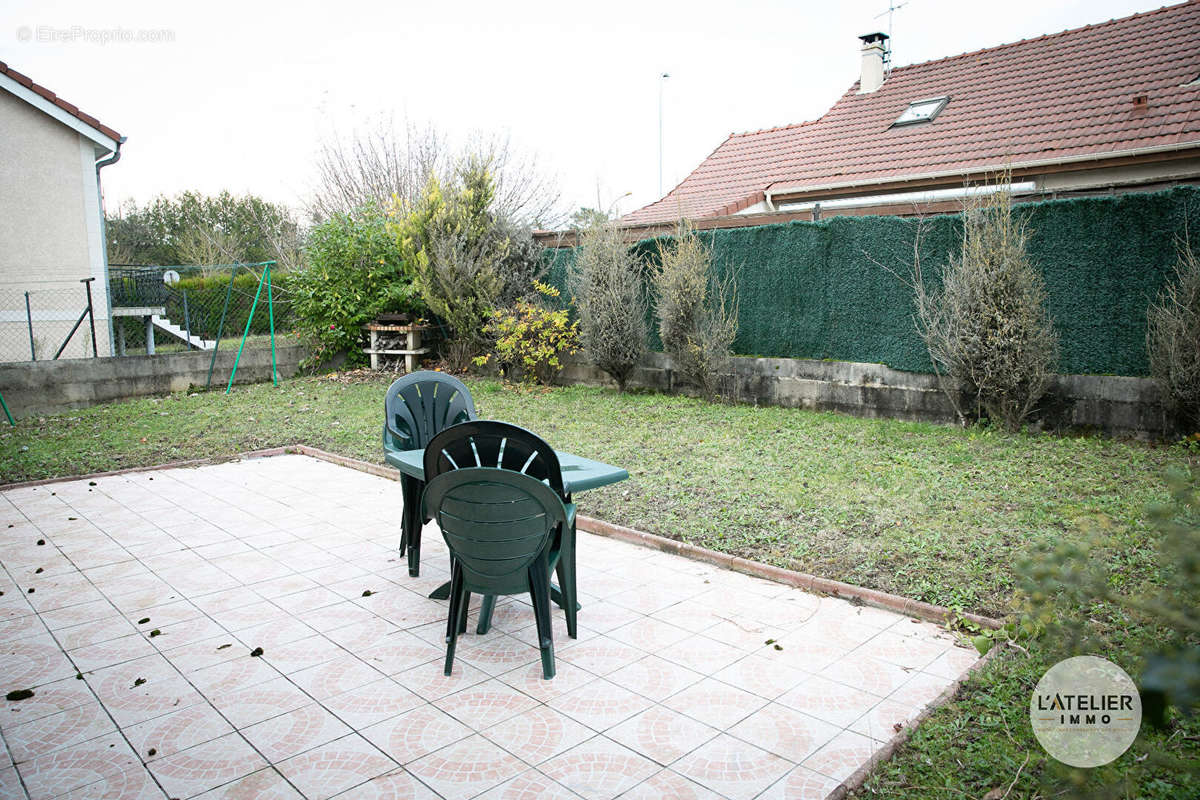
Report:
424,420,578,639
382,371,477,576
423,467,571,679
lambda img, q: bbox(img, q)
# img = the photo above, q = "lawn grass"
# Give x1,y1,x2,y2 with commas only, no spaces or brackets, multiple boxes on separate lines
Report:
2,371,1197,797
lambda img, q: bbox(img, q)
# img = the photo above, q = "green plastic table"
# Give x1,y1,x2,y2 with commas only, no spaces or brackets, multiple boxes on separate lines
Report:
384,447,629,599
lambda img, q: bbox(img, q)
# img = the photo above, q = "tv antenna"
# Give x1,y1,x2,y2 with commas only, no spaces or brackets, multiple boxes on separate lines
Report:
875,0,908,68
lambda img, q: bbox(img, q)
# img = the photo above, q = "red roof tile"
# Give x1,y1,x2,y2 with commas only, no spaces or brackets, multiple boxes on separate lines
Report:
0,61,123,145
625,1,1200,225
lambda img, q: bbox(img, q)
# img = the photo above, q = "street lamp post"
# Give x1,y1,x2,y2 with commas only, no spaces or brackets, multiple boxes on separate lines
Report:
659,72,670,197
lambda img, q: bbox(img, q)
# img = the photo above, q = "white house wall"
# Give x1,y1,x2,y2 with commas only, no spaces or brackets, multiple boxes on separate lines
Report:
0,89,112,361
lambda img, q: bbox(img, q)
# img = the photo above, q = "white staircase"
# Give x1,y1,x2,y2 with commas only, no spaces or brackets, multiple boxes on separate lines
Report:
151,314,215,351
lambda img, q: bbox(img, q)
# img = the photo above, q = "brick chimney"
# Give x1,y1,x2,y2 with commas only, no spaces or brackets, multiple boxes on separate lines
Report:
858,32,889,94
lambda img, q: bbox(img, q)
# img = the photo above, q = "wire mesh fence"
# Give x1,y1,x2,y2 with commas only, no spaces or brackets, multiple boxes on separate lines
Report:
0,280,102,363
1,265,293,364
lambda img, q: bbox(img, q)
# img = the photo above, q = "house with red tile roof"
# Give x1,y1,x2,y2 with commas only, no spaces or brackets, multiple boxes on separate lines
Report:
0,62,125,360
615,1,1200,238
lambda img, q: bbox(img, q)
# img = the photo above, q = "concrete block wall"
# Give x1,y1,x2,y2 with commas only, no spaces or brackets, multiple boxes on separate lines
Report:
0,344,306,419
557,353,1175,439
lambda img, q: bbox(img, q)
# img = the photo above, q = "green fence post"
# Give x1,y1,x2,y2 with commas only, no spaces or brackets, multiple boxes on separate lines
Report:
205,265,237,390
225,266,269,394
266,264,278,386
0,391,14,427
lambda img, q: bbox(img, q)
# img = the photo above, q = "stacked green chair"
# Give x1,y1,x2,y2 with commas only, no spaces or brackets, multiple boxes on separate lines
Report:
382,371,477,576
423,468,570,679
423,420,578,640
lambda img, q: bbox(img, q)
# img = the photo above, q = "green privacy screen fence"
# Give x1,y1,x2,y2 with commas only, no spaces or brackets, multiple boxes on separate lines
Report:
545,185,1198,376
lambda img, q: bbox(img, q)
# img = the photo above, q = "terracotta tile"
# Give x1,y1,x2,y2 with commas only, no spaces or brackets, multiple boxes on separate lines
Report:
777,676,881,727
433,680,538,731
2,637,78,687
321,678,423,729
606,618,692,652
924,645,981,681
572,601,643,634
393,659,490,702
0,675,94,728
355,633,443,676
727,704,840,763
261,635,345,675
193,766,302,799
495,660,597,704
858,630,949,671
656,635,744,674
546,676,651,731
887,670,953,709
19,732,139,800
606,707,719,765
124,600,204,630
361,706,472,765
818,654,912,697
756,764,842,799
144,616,229,651
331,767,440,799
89,670,204,729
159,636,246,675
540,736,659,800
712,654,810,700
453,634,543,676
473,769,583,800
606,656,704,703
290,654,385,701
482,706,594,765
557,638,643,676
37,601,118,631
673,734,792,800
849,697,924,742
189,654,282,695
209,677,311,729
147,732,267,799
54,616,137,651
55,766,165,800
275,734,397,800
663,678,766,729
801,730,881,782
408,734,525,800
8,699,116,765
124,703,234,762
620,768,723,800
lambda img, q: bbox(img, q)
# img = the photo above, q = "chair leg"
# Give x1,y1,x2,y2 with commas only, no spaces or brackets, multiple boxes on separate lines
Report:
528,559,555,680
458,591,471,635
444,562,463,675
476,595,497,635
554,521,578,638
402,476,425,577
398,476,413,558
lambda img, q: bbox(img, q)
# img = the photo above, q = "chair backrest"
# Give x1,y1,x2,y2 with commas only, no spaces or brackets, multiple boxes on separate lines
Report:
382,371,477,453
423,467,567,594
423,420,564,497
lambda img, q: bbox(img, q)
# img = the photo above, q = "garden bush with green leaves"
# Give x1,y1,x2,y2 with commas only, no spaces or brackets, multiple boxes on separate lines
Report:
476,281,579,385
291,202,422,366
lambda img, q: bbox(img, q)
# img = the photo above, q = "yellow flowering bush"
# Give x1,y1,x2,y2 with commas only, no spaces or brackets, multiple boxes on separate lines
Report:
475,281,580,385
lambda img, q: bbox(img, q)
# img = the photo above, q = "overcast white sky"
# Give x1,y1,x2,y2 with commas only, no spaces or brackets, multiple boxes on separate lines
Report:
1,0,1175,223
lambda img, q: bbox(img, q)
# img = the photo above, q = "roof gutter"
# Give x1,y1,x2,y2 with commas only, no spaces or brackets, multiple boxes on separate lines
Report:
94,135,125,356
767,139,1200,201
95,135,125,169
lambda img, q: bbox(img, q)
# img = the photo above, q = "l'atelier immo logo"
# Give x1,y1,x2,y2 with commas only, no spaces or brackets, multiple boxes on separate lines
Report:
1030,656,1142,768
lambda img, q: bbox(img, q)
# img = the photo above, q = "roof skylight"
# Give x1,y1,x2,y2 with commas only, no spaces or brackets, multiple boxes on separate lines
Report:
893,96,948,126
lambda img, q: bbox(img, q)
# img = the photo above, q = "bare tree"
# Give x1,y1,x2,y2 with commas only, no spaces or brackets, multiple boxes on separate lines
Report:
569,223,648,391
917,188,1058,430
653,221,738,399
308,120,564,228
308,120,447,222
1148,240,1200,430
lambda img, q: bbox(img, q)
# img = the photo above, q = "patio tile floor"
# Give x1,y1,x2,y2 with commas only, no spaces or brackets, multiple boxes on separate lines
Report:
0,454,979,799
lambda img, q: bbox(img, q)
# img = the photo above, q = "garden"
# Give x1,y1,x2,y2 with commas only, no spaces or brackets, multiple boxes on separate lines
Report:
5,136,1199,798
